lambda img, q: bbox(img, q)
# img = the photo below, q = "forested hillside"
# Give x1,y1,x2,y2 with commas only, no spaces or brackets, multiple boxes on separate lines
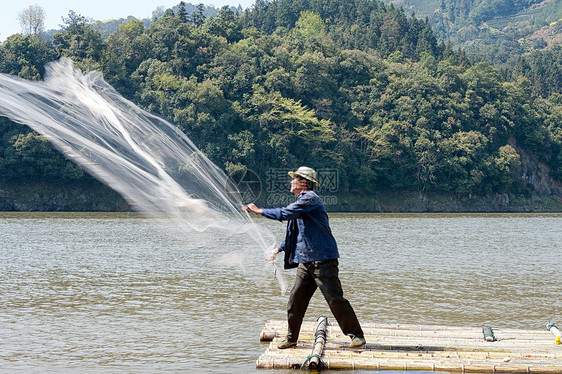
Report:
0,0,561,210
385,0,561,46
384,0,562,67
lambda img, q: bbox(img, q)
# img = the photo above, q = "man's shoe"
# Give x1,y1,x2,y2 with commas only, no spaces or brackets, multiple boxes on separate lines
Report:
349,336,366,348
277,338,297,349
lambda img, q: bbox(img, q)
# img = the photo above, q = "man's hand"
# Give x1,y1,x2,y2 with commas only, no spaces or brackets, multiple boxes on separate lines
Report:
243,203,263,215
265,248,280,263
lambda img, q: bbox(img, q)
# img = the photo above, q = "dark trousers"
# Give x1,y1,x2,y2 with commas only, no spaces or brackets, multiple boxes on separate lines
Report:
286,259,364,342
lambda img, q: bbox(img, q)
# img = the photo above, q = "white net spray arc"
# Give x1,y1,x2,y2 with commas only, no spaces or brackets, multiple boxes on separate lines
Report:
0,58,287,291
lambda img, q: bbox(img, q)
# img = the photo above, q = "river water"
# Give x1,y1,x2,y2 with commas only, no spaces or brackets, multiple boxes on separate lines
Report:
1,212,561,373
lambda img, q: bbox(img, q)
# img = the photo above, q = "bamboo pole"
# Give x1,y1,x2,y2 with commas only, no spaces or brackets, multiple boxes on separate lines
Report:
303,316,328,370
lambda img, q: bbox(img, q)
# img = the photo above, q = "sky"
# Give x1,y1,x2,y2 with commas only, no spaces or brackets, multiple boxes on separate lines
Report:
0,0,255,42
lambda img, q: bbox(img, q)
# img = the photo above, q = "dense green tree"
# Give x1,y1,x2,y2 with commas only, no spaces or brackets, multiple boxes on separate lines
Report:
102,18,151,98
53,11,105,70
203,6,243,43
177,1,189,22
0,125,85,182
190,3,207,26
244,88,340,169
0,34,56,79
511,46,562,98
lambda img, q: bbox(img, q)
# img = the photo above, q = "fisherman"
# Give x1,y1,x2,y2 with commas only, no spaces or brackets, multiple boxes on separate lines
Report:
244,166,366,349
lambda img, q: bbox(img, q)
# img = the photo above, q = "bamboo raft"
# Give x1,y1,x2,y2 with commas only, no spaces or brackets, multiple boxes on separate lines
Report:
257,319,562,372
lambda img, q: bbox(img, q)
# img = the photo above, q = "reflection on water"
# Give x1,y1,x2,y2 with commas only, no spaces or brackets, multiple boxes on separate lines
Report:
1,212,561,373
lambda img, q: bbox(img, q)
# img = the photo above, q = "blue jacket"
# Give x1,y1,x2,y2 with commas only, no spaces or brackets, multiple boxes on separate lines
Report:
261,190,339,268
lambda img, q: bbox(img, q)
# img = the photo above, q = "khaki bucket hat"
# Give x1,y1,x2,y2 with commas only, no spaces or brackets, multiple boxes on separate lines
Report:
288,166,320,186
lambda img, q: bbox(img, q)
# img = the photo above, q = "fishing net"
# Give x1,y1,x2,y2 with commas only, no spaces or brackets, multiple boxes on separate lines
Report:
0,58,286,291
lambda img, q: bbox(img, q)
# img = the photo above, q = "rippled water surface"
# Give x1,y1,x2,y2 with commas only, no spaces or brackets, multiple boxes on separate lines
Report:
1,212,561,373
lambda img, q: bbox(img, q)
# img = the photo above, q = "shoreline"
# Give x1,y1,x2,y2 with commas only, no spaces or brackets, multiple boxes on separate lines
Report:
1,181,561,213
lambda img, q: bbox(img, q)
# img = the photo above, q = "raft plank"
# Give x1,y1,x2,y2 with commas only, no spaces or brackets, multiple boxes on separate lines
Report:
257,321,562,372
